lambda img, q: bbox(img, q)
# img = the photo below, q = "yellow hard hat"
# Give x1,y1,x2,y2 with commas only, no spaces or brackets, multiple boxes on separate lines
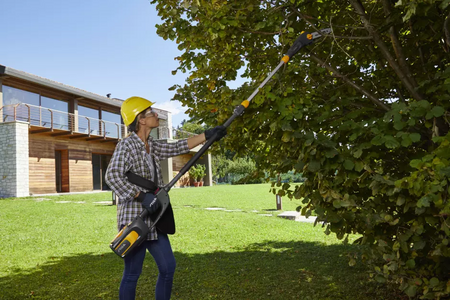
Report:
121,96,155,126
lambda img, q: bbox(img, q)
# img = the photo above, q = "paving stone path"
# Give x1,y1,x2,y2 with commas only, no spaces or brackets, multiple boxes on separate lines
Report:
45,200,317,224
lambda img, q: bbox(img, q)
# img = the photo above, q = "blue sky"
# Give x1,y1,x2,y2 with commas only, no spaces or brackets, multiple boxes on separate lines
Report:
0,0,192,127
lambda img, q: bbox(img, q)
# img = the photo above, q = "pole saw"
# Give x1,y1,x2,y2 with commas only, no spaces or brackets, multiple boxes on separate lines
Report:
110,28,331,258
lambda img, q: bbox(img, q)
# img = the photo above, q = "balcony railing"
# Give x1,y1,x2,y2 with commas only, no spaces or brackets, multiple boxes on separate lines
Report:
0,103,126,139
172,128,197,139
0,104,191,141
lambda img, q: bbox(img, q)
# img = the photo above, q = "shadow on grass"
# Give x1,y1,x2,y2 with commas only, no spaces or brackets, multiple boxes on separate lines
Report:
0,241,398,300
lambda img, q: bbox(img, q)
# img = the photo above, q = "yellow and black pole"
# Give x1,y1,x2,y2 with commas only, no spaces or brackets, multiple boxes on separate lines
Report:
167,28,331,192
110,28,331,258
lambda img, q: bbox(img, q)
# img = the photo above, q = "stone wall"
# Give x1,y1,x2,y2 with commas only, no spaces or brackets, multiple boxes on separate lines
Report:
0,121,29,198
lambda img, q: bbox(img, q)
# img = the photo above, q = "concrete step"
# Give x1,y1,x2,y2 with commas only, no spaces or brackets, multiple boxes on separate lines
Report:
277,211,301,221
277,211,318,223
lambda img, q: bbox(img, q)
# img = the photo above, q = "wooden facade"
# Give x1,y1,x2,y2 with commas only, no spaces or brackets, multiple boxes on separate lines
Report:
28,134,116,194
0,64,207,197
173,153,193,187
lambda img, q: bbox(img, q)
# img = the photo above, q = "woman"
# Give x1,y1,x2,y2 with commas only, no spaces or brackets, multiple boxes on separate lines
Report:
105,96,226,300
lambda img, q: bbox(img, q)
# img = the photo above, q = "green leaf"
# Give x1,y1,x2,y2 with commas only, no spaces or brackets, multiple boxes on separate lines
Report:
431,106,445,117
355,161,364,172
281,121,294,131
333,200,342,208
308,161,321,172
375,274,386,283
371,135,384,146
384,136,400,149
413,240,426,250
341,199,352,207
405,285,417,297
410,159,421,168
394,121,405,130
429,277,439,288
281,132,292,142
325,149,339,158
440,0,450,9
269,122,278,132
417,195,430,207
439,166,450,177
426,110,435,120
406,259,415,269
348,258,356,267
401,135,412,147
353,148,363,158
343,160,354,170
396,196,406,206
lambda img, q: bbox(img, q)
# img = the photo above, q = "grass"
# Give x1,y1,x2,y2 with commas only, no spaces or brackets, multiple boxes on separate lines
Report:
0,184,398,299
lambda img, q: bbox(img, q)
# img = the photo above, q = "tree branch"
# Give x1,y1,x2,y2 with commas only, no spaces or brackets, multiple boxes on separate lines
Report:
309,53,390,112
332,35,373,40
293,11,366,30
382,0,418,87
408,20,431,80
348,0,424,101
445,10,450,47
238,28,281,35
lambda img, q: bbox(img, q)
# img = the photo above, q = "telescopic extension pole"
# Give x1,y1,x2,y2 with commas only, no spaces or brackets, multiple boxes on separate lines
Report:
164,28,331,193
112,29,331,258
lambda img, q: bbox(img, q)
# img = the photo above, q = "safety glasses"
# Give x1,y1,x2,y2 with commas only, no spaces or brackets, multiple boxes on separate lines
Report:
144,108,157,118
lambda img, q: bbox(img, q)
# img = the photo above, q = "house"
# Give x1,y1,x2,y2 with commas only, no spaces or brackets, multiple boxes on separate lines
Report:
0,64,212,198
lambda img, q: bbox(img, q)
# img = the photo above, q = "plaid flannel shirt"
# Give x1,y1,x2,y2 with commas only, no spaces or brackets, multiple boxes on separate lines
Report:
105,132,189,240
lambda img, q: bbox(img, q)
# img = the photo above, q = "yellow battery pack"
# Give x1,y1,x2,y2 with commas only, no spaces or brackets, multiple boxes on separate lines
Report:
110,216,149,257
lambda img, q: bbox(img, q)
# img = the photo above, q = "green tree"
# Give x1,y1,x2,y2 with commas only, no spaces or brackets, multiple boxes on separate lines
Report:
180,120,205,134
152,0,450,298
175,120,205,138
212,154,258,183
227,156,257,184
212,153,230,182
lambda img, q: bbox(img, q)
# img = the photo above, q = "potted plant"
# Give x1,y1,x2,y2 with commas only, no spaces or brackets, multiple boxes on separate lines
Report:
189,165,200,187
189,164,206,187
197,164,206,186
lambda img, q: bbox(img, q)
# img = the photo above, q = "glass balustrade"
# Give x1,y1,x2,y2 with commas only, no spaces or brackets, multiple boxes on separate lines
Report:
0,103,180,140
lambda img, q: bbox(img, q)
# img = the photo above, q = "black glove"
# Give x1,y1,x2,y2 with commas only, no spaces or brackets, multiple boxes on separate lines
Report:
205,125,227,141
137,192,161,215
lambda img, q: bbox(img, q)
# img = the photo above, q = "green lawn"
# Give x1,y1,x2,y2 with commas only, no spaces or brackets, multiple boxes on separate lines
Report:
0,184,397,299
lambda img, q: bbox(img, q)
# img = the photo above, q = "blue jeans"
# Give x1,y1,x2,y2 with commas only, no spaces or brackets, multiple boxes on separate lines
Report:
119,232,176,300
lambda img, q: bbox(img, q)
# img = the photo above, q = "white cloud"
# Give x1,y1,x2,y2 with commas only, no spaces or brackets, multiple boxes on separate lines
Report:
155,100,190,127
154,100,186,115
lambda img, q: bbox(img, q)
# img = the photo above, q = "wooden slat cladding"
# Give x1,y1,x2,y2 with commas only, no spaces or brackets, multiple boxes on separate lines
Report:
173,171,191,187
29,157,56,194
172,154,194,187
172,154,191,172
29,134,116,194
69,159,93,192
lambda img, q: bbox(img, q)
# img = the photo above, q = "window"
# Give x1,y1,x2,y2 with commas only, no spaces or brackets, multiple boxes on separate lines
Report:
2,86,39,122
2,86,70,129
102,110,121,139
41,96,69,129
3,86,39,106
78,105,100,135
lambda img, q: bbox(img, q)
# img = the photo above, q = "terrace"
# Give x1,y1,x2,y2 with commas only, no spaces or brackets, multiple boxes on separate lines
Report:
0,103,182,142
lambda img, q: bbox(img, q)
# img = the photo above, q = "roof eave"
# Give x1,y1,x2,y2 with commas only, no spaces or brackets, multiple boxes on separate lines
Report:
0,65,123,108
